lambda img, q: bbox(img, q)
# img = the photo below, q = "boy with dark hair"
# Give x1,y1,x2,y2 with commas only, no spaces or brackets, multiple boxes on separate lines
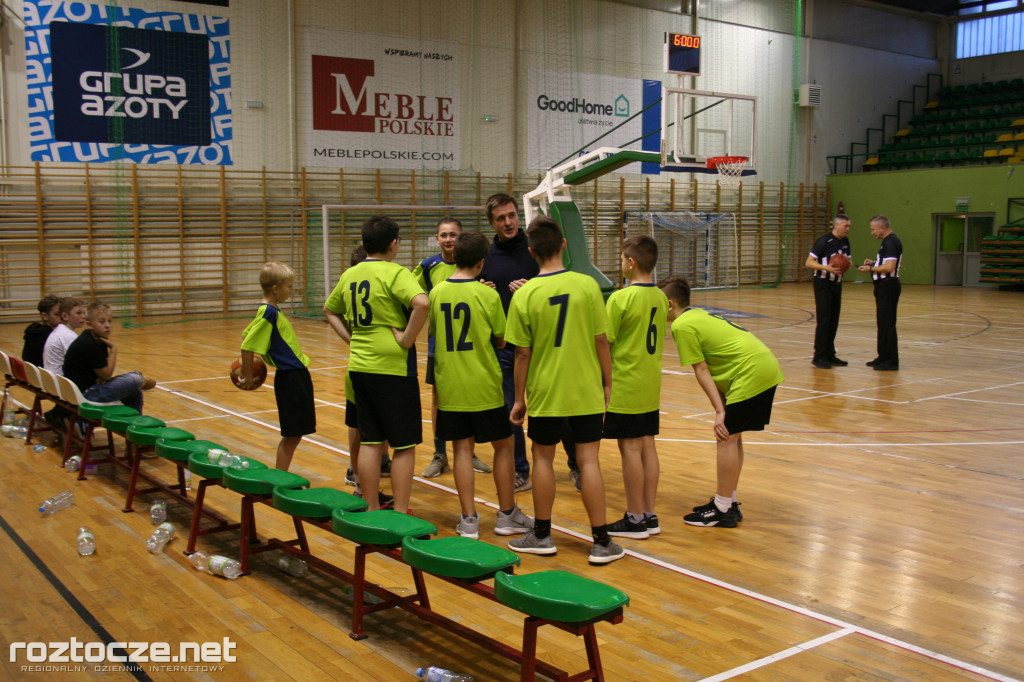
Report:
659,274,784,528
505,216,624,565
325,246,392,509
325,215,429,512
416,218,492,478
429,229,533,538
64,302,157,413
240,261,316,471
604,236,668,540
22,294,61,366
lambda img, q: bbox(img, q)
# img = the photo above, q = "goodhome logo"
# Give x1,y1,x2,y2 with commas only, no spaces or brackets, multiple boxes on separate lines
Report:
535,93,630,117
10,637,237,669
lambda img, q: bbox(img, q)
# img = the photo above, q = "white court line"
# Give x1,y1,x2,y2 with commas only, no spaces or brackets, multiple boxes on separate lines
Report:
913,380,1024,402
698,629,855,681
152,384,1019,682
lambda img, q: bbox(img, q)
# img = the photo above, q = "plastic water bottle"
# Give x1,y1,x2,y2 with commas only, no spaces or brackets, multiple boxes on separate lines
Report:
32,444,47,453
39,490,74,513
416,666,473,682
189,550,242,579
146,522,175,553
207,449,250,470
65,455,82,472
183,469,193,491
277,553,309,577
76,527,95,556
3,425,28,439
150,500,167,525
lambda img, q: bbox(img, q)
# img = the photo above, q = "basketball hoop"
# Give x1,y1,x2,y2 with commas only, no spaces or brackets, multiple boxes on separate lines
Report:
707,156,749,188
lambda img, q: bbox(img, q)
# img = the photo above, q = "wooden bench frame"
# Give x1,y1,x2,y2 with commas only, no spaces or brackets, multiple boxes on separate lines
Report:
223,492,622,682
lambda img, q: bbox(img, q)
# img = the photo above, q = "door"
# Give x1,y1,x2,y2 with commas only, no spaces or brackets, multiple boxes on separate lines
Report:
934,213,994,286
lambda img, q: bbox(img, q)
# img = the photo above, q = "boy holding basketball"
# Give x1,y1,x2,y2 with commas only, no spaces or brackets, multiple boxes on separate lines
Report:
429,229,533,538
505,215,624,565
603,236,668,540
659,274,784,528
324,215,428,513
240,261,316,471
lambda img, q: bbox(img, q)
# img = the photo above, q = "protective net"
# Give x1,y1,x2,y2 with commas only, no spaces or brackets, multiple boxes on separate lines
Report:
623,211,739,290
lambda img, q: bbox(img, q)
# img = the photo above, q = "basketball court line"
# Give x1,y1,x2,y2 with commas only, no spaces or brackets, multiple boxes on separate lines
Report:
151,383,1018,682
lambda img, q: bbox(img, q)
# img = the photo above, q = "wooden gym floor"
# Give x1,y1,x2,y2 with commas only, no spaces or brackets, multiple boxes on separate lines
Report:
0,282,1021,681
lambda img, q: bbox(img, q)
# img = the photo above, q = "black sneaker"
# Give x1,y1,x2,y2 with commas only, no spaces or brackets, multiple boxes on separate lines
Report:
645,514,661,535
873,363,899,371
378,491,394,510
684,503,739,527
811,358,832,369
827,356,849,367
692,497,743,522
866,358,881,367
607,513,650,539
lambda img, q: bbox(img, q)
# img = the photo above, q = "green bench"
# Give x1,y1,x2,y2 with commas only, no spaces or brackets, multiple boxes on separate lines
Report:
183,447,268,555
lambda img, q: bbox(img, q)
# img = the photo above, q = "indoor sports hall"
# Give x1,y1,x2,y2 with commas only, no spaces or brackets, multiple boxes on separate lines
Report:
1,1,1023,681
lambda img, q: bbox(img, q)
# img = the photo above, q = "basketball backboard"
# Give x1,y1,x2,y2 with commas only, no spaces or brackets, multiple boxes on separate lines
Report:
660,86,757,176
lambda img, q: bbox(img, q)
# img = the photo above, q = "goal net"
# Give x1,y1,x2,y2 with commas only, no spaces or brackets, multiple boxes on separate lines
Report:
623,211,739,290
288,204,489,318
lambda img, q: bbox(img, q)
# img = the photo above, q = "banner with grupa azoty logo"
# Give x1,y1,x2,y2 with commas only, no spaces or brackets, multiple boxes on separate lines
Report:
25,0,231,165
527,68,648,171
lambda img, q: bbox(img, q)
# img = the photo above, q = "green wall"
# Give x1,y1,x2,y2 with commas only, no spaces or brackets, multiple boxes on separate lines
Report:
827,165,1024,284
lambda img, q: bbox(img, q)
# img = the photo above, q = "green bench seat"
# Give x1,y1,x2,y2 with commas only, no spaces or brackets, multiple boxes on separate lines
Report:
402,536,519,581
223,468,309,496
331,509,436,547
188,450,268,479
272,486,367,518
494,570,629,623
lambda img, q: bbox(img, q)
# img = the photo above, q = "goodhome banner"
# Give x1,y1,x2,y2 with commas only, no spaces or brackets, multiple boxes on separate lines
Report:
24,0,231,164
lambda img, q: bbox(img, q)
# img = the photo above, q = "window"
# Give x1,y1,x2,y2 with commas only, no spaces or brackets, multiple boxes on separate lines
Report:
956,10,1024,58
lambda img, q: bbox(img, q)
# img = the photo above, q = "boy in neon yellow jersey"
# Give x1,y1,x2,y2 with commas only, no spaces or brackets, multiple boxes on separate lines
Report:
603,236,669,540
324,215,428,512
429,229,533,538
660,274,784,528
505,216,624,565
239,261,314,471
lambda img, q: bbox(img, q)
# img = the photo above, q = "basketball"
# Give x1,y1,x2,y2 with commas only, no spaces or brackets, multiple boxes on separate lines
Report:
831,252,852,274
230,356,267,390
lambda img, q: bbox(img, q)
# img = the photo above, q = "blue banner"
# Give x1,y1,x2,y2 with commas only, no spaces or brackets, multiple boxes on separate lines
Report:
25,1,231,165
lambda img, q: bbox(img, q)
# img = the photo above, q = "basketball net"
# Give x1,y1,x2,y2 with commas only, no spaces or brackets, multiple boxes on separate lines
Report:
708,156,749,188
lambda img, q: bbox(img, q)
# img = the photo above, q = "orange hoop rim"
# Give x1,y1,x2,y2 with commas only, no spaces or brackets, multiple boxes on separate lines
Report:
706,155,749,170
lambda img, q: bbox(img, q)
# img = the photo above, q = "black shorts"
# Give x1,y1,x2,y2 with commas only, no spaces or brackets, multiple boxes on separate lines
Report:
349,371,422,449
436,406,512,443
603,410,659,439
724,386,777,434
345,399,358,429
528,414,603,446
425,356,436,385
274,368,316,438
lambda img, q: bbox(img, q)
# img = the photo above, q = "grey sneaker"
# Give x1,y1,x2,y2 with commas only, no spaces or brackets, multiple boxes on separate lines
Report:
344,468,357,486
456,514,480,539
422,453,449,478
508,530,556,555
568,468,581,492
495,506,534,536
589,540,625,565
471,454,492,473
514,472,532,492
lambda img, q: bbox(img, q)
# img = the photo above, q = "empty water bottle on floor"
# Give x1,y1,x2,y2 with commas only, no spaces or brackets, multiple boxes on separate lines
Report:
76,527,95,556
146,522,175,553
277,553,308,577
32,444,47,453
183,469,193,491
150,500,167,525
39,490,74,513
189,550,242,579
3,425,28,439
65,455,82,472
341,585,384,605
416,666,473,682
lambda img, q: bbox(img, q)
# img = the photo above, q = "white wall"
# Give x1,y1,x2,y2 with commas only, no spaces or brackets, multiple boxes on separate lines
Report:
3,0,1019,185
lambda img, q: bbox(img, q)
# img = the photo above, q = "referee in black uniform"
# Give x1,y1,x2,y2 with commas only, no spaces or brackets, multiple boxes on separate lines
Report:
858,214,903,371
806,214,852,369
